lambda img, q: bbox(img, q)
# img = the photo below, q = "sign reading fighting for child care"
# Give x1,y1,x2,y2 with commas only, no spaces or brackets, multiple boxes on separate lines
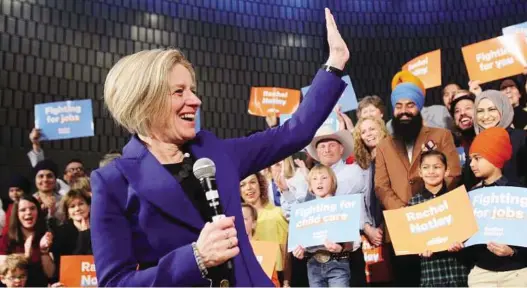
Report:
248,87,300,117
461,34,527,84
301,75,358,112
34,100,94,140
60,255,97,287
383,186,478,255
251,240,280,279
287,194,361,252
503,21,527,42
402,49,442,89
465,187,527,248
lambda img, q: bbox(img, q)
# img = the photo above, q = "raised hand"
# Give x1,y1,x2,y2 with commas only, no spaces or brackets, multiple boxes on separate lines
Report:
420,250,433,258
29,128,41,144
39,232,53,253
325,8,349,70
448,241,464,252
195,217,239,268
469,80,482,96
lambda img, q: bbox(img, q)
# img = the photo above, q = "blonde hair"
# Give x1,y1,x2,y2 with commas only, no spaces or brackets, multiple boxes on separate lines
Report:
267,156,296,180
0,254,28,275
99,152,121,167
308,165,338,196
104,49,195,136
353,117,389,169
70,176,91,193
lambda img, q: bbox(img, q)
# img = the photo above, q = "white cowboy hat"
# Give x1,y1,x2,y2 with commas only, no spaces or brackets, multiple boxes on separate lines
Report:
306,126,354,162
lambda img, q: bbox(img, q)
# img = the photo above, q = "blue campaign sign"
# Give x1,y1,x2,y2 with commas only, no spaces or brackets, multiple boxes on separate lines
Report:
503,21,527,37
301,75,358,112
34,100,94,141
280,111,340,131
457,147,466,167
195,108,201,132
465,186,527,248
287,194,362,252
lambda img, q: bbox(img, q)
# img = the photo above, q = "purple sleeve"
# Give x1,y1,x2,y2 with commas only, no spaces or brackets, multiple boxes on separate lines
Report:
224,69,347,178
90,170,205,287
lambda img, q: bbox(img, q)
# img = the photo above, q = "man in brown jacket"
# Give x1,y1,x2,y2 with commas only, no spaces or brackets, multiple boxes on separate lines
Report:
375,74,461,286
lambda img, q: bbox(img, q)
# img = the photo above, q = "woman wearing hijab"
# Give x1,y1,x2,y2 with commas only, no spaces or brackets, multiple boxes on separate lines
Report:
469,90,527,187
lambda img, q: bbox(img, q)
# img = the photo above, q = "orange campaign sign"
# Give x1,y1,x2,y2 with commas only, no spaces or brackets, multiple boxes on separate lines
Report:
251,240,279,279
383,186,478,256
402,49,442,89
462,34,527,84
59,255,97,287
248,87,300,117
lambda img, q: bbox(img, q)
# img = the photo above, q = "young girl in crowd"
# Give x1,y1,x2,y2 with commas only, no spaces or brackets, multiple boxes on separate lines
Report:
0,195,55,287
408,150,469,287
292,165,352,287
0,254,28,288
450,127,527,287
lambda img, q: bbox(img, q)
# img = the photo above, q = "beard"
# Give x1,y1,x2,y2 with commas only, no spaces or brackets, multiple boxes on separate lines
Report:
460,125,476,141
392,112,423,144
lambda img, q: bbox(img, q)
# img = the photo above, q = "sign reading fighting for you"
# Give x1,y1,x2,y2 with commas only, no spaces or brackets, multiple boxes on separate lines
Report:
383,186,478,255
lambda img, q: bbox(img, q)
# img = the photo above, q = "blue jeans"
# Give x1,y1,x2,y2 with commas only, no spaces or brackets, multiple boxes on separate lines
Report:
307,258,350,287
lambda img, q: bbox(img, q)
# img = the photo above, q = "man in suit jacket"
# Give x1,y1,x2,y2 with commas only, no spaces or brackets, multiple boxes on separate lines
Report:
374,76,461,287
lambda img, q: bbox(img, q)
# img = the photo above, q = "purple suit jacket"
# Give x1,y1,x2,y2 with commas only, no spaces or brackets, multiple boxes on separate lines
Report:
90,70,347,286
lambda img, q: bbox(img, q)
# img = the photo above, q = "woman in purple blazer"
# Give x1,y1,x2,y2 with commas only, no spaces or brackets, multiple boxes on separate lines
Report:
91,8,349,287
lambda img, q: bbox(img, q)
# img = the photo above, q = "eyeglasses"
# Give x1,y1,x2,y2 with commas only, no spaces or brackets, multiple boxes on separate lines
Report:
66,167,84,173
6,275,27,281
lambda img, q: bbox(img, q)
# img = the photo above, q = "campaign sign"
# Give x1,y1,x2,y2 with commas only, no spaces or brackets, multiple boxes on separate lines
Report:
503,21,527,42
461,34,527,84
59,255,97,287
287,194,361,252
465,186,527,248
457,147,466,167
301,75,358,112
34,100,94,140
280,111,339,131
248,87,300,117
402,49,442,89
195,108,201,132
383,186,478,255
251,240,280,279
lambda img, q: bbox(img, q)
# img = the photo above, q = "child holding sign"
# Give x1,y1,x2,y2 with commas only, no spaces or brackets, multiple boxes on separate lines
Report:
408,150,470,287
451,127,527,286
292,165,353,287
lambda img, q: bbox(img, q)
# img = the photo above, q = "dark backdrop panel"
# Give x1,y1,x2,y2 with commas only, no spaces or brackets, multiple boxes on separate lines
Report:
0,0,525,189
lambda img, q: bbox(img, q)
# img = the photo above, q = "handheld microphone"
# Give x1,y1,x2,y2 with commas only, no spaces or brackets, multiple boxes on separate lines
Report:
193,158,233,270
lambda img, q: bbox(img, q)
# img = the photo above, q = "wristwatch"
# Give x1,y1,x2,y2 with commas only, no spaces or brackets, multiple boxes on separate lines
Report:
321,64,344,77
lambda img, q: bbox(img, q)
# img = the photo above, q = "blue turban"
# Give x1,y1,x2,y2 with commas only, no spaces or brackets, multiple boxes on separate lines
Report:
391,83,425,111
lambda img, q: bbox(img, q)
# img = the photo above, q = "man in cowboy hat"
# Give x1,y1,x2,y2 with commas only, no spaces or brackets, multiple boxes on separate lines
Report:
282,125,369,286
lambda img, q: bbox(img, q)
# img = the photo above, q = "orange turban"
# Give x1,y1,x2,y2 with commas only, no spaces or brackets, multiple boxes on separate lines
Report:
391,71,426,95
469,127,512,169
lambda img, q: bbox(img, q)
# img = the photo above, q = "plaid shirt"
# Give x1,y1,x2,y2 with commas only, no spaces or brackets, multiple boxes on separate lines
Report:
408,184,469,287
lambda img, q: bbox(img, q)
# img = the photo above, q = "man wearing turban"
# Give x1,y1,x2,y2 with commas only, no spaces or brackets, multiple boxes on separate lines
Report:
374,71,462,286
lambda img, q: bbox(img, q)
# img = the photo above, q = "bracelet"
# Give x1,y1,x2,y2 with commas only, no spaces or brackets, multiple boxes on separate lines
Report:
321,64,344,77
191,242,208,278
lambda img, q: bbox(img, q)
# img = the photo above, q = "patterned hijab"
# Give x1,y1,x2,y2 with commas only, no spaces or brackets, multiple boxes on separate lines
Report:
474,90,514,134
